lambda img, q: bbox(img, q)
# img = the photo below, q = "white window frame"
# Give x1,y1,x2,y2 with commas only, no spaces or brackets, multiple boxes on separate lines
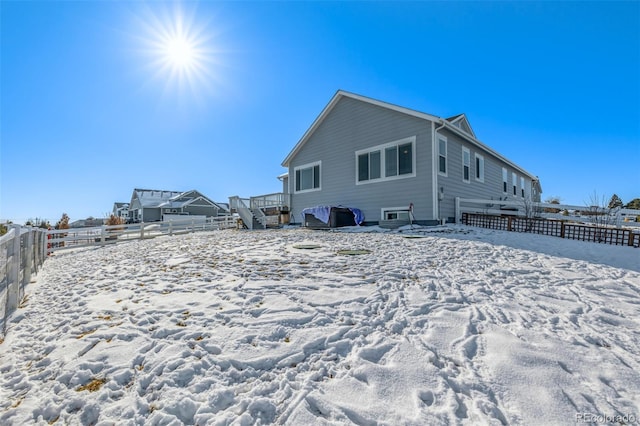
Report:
438,135,447,176
462,146,470,183
512,172,517,196
520,176,526,198
355,136,416,185
474,153,485,183
294,161,322,194
381,206,412,221
502,168,508,194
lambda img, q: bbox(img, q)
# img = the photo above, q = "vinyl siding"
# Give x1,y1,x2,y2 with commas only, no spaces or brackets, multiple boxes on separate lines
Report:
143,208,161,222
436,128,536,220
288,96,435,224
185,205,218,217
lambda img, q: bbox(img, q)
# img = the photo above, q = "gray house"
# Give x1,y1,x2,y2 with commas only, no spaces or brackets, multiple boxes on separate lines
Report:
128,189,228,223
112,202,129,219
281,90,542,226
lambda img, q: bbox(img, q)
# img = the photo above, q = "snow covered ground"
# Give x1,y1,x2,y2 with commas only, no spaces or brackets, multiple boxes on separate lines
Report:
0,226,638,425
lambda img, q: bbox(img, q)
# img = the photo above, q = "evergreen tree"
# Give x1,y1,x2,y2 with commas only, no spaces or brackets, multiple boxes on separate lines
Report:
625,198,640,209
608,194,623,209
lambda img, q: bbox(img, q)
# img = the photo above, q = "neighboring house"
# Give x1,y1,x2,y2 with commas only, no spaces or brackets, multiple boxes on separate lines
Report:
69,218,105,228
281,90,542,226
128,189,228,222
112,202,129,219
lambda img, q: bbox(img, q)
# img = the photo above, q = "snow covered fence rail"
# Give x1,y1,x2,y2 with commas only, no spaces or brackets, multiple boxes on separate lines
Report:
0,225,47,339
46,215,237,253
461,213,639,247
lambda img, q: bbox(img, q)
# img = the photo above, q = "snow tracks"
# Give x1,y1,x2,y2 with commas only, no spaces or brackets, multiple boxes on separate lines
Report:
0,228,638,425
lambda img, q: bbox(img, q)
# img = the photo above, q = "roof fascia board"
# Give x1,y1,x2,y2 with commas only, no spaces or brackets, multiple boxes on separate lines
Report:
183,196,215,207
282,90,440,166
440,120,536,179
452,114,477,138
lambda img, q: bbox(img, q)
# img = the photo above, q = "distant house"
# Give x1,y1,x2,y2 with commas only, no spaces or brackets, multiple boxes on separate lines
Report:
112,202,129,219
128,189,228,223
281,90,542,226
69,218,105,228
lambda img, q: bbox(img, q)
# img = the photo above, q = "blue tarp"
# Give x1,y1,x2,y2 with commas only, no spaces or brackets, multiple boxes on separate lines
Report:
301,206,364,226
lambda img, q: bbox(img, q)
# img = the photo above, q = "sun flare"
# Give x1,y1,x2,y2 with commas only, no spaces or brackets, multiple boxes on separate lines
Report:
135,4,221,96
165,36,195,68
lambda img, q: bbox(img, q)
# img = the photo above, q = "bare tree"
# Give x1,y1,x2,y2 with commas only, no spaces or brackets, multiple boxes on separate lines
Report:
520,196,541,232
585,192,614,242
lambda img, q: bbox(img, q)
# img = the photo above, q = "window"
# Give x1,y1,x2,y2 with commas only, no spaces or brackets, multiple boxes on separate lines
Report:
381,207,411,221
294,161,321,193
502,168,508,193
462,147,470,183
520,177,526,198
356,137,415,184
512,172,517,196
358,150,381,181
438,136,447,175
475,153,485,182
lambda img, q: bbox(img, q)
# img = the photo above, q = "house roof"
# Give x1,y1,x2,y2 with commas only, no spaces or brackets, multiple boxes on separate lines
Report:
131,188,226,211
445,113,476,138
281,90,537,180
132,189,184,208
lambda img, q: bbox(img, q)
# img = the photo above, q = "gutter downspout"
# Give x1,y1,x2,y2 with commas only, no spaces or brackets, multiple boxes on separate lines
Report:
433,119,447,222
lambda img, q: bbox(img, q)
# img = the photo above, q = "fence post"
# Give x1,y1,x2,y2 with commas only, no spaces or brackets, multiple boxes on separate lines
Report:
630,232,636,247
24,229,34,287
560,222,566,239
455,197,460,224
100,225,106,244
169,220,173,236
140,223,145,239
507,216,513,232
7,225,21,312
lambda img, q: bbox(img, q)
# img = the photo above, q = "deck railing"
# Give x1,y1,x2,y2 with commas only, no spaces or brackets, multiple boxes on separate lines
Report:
250,192,289,210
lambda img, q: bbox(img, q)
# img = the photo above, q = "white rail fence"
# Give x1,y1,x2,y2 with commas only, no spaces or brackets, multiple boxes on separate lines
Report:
1,226,48,339
47,215,237,253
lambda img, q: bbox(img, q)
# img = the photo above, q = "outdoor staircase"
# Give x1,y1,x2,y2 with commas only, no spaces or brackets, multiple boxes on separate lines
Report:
229,194,289,230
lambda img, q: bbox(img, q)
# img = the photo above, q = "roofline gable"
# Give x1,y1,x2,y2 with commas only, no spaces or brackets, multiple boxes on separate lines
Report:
446,113,476,138
281,90,537,181
439,121,537,180
282,90,440,167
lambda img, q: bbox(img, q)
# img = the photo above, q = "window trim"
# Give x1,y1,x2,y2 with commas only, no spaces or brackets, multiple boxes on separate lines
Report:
474,153,485,183
381,206,412,221
293,161,322,194
512,172,517,196
520,176,526,198
502,168,508,194
462,146,470,183
438,135,448,177
355,136,416,185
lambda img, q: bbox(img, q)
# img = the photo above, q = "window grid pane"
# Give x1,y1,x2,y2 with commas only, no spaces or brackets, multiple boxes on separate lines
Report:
358,154,369,181
385,146,398,177
313,165,320,189
438,138,447,174
370,151,381,179
300,168,312,190
398,143,412,175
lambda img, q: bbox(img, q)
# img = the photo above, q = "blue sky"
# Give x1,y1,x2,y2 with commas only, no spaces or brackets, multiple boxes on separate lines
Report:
1,1,638,224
